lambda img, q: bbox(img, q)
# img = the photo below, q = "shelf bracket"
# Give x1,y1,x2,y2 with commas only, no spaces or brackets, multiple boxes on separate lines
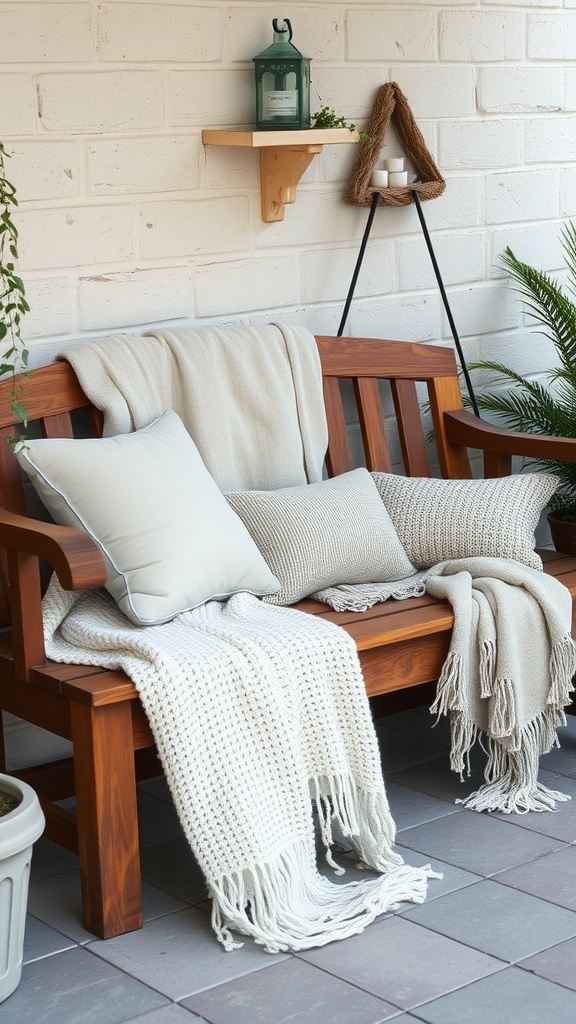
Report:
260,144,322,222
202,128,359,223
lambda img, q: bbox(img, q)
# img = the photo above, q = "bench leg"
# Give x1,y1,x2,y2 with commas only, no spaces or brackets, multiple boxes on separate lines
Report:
71,700,143,938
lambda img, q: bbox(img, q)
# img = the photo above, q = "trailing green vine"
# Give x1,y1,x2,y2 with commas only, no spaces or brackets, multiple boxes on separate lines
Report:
0,141,29,432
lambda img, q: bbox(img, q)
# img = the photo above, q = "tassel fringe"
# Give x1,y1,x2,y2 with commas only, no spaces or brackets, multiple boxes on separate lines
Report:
455,710,571,814
209,833,439,954
430,652,467,718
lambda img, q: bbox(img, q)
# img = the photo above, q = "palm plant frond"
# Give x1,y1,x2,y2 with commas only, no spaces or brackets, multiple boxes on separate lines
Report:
473,227,576,516
500,247,576,382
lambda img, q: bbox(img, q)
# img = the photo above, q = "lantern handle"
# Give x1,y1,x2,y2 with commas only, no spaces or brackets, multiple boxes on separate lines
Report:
272,18,293,41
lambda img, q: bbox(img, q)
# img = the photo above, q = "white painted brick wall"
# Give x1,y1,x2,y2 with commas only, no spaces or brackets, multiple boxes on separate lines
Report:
478,67,563,114
439,119,523,169
7,0,576,770
396,231,487,292
525,116,576,162
0,75,38,135
439,12,524,62
78,267,193,330
350,292,441,343
528,14,576,60
195,255,299,317
18,205,134,270
98,3,223,63
2,3,93,63
489,222,566,275
167,70,253,127
389,66,476,119
87,137,201,195
484,169,559,224
347,10,435,62
38,72,165,133
7,141,80,201
141,196,251,257
302,240,396,304
19,277,74,340
4,5,572,363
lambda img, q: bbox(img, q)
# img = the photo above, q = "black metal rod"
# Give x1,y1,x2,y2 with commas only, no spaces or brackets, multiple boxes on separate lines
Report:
411,189,480,418
337,190,380,337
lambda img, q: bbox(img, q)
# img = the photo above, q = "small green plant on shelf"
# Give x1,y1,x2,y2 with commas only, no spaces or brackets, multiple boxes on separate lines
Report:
311,106,368,142
0,141,29,436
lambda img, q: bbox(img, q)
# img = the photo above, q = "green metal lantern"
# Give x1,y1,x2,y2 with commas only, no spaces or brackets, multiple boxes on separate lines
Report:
253,19,311,130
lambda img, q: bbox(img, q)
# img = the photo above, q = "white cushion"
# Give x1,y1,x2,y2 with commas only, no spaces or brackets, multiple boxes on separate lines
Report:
16,411,280,625
371,471,560,571
225,468,416,606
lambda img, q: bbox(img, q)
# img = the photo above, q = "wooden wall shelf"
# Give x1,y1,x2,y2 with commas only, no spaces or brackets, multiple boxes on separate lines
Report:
202,128,359,222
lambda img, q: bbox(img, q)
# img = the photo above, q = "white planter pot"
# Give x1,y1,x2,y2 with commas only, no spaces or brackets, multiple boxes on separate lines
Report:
0,775,45,1003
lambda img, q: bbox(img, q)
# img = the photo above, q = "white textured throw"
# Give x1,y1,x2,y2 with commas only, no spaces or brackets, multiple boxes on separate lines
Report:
319,557,576,814
60,323,328,491
42,579,436,952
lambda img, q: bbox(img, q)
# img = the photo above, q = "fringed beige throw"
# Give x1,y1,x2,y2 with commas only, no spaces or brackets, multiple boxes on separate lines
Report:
42,579,436,953
316,557,576,814
60,323,328,491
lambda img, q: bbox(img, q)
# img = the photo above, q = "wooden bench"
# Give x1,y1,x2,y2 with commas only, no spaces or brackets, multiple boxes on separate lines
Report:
0,334,575,940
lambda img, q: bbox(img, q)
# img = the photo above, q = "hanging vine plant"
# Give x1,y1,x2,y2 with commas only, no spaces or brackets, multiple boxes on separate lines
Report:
0,141,29,433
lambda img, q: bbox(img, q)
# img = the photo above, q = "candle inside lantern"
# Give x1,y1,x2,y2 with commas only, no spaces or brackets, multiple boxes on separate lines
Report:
389,170,408,187
371,168,389,188
386,157,405,172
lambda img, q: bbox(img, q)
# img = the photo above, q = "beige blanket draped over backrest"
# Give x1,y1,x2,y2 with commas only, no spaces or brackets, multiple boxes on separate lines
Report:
61,323,328,492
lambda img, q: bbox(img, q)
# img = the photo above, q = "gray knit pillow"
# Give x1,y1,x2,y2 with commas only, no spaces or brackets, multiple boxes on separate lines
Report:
225,468,416,605
371,471,560,571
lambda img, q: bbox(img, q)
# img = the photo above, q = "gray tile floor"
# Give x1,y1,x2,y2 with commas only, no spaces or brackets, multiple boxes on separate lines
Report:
5,707,576,1024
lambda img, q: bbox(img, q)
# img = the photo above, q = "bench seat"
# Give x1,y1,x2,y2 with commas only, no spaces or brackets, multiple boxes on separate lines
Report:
1,334,575,939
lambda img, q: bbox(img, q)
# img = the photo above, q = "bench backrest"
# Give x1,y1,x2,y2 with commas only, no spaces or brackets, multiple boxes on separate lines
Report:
0,334,471,626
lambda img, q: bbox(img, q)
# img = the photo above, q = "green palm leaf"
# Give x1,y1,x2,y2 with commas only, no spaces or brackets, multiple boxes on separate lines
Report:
471,231,576,515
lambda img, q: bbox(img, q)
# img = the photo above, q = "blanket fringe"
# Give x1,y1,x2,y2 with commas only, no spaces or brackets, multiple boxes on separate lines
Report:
209,835,439,954
456,710,571,814
311,774,399,874
479,639,496,699
312,577,427,612
430,651,467,718
548,634,576,708
490,678,517,741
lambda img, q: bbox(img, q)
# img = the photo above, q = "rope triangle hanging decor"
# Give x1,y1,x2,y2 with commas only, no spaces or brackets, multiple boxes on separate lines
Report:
345,82,445,208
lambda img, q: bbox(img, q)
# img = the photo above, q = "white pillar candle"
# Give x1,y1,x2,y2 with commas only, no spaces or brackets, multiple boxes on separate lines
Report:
386,157,405,172
371,169,389,188
388,170,408,187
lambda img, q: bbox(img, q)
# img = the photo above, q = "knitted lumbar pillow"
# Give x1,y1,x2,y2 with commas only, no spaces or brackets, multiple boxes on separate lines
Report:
371,471,560,571
225,468,416,606
16,410,280,625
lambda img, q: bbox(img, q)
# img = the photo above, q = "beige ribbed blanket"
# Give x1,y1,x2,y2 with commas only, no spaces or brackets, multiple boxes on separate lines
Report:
318,557,576,814
60,323,328,491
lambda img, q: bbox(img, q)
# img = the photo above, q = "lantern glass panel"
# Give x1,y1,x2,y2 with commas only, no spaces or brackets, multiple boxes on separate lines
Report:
253,20,311,130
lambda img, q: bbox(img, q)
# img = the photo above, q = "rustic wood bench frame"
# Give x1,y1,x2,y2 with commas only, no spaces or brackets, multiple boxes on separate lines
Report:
0,334,575,939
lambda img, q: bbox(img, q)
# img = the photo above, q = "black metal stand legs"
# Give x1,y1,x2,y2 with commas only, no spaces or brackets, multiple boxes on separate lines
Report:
338,189,480,417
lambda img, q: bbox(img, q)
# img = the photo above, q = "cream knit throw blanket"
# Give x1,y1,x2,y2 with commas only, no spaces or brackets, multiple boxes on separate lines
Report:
60,323,328,491
42,579,436,953
317,557,576,814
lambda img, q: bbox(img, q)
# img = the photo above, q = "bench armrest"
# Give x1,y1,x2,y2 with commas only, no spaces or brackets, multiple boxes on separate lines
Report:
444,410,576,474
0,508,107,591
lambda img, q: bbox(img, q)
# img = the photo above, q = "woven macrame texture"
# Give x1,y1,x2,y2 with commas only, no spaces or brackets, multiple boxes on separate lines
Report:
371,471,560,571
345,82,446,208
225,468,416,606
